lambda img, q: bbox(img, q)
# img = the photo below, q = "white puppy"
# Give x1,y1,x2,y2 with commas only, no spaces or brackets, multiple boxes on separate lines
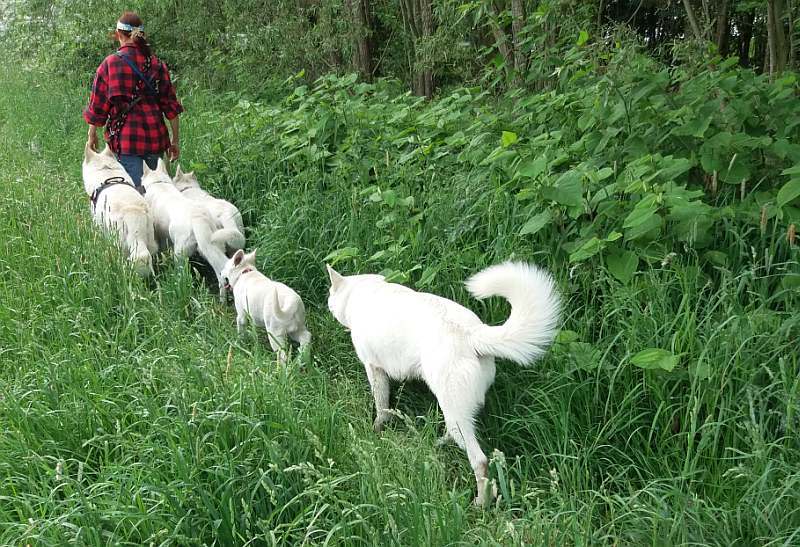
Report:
141,160,241,300
221,249,311,363
326,261,561,506
81,145,158,276
172,166,245,252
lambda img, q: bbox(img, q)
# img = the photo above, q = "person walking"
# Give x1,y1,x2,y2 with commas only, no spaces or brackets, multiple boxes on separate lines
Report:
84,11,183,192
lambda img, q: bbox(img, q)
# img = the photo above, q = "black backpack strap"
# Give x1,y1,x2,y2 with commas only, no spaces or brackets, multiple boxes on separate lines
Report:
115,52,158,96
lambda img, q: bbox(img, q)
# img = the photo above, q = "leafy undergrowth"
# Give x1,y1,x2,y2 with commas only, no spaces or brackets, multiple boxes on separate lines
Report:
1,52,799,546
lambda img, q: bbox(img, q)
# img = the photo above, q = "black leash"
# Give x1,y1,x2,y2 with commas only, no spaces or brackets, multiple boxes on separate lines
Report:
89,176,138,211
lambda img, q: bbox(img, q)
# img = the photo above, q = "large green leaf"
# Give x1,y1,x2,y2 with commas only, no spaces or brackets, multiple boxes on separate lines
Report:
569,342,600,370
501,130,518,147
624,213,662,241
623,196,659,229
631,348,679,371
606,249,638,284
517,156,548,179
323,246,360,265
673,114,713,138
569,237,604,263
777,179,800,207
519,209,552,236
542,170,583,207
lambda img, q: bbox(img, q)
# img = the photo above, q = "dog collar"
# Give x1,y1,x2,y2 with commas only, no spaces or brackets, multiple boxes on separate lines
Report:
241,268,253,275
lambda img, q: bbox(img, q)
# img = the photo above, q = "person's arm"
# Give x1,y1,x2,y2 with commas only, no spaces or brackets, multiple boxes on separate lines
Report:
83,62,110,151
157,60,184,161
167,116,180,161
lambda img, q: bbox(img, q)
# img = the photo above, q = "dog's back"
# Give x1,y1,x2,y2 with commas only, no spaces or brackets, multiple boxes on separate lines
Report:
93,183,157,276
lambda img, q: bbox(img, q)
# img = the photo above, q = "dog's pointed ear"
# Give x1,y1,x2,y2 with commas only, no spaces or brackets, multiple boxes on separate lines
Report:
142,161,153,177
244,249,257,264
232,249,245,266
101,145,114,157
326,264,345,290
175,164,183,178
156,158,169,174
84,142,97,163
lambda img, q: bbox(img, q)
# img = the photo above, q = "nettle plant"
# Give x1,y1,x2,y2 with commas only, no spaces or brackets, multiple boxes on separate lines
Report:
200,42,800,297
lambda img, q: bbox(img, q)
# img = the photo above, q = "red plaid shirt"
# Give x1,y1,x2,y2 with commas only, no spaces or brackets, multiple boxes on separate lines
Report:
84,44,183,155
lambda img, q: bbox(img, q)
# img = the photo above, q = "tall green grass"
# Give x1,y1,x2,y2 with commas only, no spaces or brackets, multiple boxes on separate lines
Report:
0,61,798,546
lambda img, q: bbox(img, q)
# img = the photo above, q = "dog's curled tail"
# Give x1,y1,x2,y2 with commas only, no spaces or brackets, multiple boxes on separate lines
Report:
466,261,561,365
211,228,246,251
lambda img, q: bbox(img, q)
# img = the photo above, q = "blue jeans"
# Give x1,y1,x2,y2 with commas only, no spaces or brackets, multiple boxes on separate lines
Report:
117,153,160,190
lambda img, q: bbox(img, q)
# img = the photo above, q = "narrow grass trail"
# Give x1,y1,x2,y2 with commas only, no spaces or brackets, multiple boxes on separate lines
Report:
1,63,799,546
0,64,518,546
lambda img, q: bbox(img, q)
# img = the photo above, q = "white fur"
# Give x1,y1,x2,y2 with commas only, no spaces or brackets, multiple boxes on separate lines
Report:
326,261,561,506
141,160,239,301
81,144,157,276
221,249,311,363
172,165,245,252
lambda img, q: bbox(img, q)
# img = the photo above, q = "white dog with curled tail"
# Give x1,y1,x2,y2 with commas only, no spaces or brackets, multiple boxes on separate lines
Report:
326,261,561,507
222,249,312,364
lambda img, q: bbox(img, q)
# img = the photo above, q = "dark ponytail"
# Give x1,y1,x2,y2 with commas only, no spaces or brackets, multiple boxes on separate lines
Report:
117,11,153,59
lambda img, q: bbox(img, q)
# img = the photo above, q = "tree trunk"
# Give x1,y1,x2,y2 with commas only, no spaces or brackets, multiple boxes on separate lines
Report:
488,3,513,71
418,0,433,98
511,0,526,82
790,0,797,69
400,0,433,97
682,0,704,41
767,0,788,79
738,10,755,67
715,0,730,56
346,0,373,81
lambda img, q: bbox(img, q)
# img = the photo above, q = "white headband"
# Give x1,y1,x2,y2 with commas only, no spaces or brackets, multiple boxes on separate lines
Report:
116,21,144,33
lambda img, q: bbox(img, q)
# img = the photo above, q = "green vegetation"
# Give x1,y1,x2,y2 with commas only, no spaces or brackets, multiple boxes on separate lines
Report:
1,1,800,544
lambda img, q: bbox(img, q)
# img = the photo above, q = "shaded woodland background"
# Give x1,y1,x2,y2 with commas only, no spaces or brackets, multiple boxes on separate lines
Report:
2,1,798,96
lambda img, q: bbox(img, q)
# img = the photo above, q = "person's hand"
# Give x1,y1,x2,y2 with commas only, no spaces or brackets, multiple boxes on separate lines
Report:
87,127,98,152
168,141,180,162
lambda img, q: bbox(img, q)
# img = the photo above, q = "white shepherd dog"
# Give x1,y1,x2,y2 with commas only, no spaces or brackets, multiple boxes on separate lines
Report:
141,159,242,300
221,249,311,363
82,145,157,277
326,261,561,506
171,165,245,253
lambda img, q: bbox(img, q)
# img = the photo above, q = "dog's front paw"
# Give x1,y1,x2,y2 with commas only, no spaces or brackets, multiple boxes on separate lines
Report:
372,412,390,434
436,432,454,447
473,479,498,508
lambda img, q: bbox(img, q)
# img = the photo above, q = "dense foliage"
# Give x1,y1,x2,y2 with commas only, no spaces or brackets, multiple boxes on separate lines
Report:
3,0,799,95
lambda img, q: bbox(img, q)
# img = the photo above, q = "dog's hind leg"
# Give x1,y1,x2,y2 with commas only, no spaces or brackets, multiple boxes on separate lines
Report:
236,311,247,335
438,400,496,507
366,364,392,433
268,332,289,365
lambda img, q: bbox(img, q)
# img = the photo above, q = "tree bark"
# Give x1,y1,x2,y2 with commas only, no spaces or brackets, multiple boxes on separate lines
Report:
418,0,433,98
682,0,704,41
715,0,730,56
346,0,373,81
767,0,788,79
511,0,527,81
790,0,797,69
488,4,513,70
400,0,433,98
738,9,755,67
